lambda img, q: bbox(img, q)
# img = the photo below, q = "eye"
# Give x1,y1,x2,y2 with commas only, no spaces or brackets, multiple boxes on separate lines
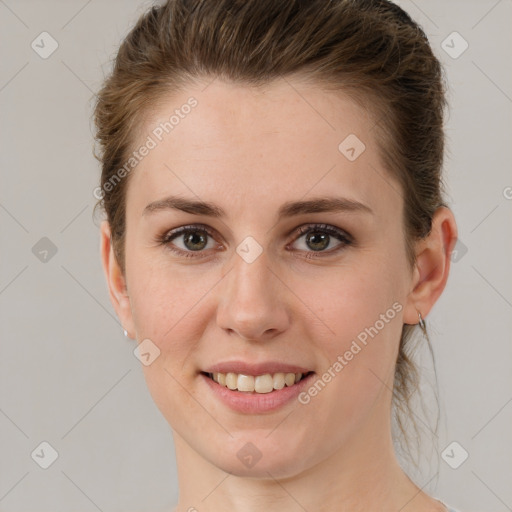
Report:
289,223,352,258
157,223,352,259
157,224,220,258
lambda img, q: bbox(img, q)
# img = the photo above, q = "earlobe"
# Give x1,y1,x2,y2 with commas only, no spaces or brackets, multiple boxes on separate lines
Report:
100,220,135,337
403,207,458,325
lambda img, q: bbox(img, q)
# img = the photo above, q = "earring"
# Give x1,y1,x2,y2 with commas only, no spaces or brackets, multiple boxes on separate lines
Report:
417,311,427,335
123,329,128,338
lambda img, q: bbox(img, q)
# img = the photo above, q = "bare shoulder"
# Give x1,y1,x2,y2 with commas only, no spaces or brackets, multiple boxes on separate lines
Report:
428,497,458,512
408,494,454,512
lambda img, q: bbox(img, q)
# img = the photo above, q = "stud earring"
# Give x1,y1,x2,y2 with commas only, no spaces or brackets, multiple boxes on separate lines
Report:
123,329,128,338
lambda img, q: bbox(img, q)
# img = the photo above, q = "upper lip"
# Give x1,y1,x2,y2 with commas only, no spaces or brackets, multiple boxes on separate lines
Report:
202,361,313,376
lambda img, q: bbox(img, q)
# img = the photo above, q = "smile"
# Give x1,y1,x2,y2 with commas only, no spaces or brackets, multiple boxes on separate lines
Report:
202,371,314,394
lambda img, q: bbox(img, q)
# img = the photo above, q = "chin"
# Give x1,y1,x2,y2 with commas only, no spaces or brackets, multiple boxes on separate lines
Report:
213,451,310,480
202,433,314,479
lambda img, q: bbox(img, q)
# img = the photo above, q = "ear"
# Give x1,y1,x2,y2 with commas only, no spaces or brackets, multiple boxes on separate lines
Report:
403,207,458,325
100,220,135,338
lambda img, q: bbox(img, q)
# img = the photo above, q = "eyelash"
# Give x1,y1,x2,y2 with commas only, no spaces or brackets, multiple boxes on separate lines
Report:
157,223,353,260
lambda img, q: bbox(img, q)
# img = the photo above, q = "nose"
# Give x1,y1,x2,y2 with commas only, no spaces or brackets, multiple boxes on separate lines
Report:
216,247,291,342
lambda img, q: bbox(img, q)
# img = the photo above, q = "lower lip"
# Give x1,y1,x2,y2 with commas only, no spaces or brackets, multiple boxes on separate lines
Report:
200,372,316,414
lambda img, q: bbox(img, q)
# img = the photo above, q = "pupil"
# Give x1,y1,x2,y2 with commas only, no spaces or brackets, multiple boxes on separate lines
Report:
307,232,329,251
185,232,207,251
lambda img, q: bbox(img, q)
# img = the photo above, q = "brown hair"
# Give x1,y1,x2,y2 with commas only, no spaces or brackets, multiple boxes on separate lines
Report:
93,0,448,466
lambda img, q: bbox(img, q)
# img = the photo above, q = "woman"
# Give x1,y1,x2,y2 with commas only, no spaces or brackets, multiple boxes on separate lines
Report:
94,1,460,510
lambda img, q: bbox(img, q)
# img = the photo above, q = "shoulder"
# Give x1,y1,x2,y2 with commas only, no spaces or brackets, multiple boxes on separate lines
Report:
434,499,461,512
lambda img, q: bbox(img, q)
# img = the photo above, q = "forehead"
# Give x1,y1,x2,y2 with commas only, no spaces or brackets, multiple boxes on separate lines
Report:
126,78,399,220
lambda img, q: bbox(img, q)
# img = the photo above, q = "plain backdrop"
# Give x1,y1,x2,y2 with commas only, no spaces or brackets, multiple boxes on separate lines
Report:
0,1,511,511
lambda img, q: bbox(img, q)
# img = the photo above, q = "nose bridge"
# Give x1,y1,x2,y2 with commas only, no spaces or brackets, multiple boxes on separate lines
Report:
216,241,290,340
232,244,273,306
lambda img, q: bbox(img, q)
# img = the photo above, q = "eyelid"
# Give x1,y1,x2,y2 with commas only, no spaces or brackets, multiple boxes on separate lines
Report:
291,223,353,243
161,223,217,242
158,223,223,259
158,222,353,258
286,223,352,257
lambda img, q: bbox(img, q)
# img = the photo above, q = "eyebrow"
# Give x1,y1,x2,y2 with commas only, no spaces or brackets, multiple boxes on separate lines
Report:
142,195,373,219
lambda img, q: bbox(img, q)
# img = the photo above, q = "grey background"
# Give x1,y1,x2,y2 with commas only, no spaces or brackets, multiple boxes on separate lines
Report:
0,0,510,511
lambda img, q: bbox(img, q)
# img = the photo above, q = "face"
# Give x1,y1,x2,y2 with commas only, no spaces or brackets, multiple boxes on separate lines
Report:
116,77,417,477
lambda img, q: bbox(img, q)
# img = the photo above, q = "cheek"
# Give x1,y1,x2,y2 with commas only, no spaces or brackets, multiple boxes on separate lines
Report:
296,252,406,406
126,260,216,424
125,253,233,404
300,255,405,347
127,244,215,342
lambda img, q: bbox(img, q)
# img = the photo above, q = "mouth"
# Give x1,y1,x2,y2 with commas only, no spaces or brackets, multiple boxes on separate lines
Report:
200,370,315,394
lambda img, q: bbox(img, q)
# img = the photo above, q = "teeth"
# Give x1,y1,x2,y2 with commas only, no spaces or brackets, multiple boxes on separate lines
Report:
209,371,306,393
237,374,254,392
255,374,273,393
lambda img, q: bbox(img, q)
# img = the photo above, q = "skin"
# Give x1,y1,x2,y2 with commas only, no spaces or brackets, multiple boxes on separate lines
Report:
100,77,457,512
